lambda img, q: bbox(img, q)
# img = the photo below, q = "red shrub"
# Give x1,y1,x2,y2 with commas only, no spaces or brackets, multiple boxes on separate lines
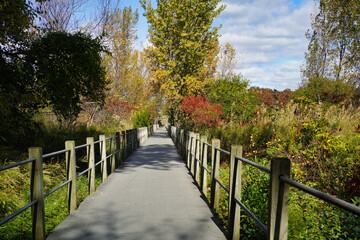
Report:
181,95,223,131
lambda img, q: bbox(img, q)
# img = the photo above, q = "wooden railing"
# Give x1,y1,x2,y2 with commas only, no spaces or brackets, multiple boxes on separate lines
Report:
0,125,158,240
168,125,360,240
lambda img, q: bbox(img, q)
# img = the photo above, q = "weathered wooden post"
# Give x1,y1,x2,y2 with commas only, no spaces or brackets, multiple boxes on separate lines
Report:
131,130,135,153
134,129,137,151
128,130,132,154
268,158,290,240
65,140,77,213
86,137,95,194
110,133,116,173
176,127,180,150
187,132,193,169
194,134,201,183
229,145,243,239
122,130,127,161
134,128,138,150
116,132,121,167
99,135,107,182
29,147,45,240
210,139,220,211
126,130,129,156
200,136,208,194
190,133,197,175
179,129,184,156
185,131,190,163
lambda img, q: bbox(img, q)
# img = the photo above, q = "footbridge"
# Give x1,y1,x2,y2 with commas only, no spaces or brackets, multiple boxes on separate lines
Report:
1,126,359,240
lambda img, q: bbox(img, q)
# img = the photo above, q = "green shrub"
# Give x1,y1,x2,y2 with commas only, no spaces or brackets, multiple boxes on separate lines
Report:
239,157,269,239
132,108,152,129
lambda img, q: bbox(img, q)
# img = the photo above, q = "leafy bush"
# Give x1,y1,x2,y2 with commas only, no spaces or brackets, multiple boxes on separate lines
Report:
132,108,152,129
180,95,223,133
206,75,259,122
240,157,269,239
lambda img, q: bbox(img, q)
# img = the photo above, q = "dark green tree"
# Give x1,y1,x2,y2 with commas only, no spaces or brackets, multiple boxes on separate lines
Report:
26,32,108,126
0,0,44,144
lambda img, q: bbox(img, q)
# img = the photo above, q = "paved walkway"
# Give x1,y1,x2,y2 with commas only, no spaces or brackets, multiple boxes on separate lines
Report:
47,128,227,240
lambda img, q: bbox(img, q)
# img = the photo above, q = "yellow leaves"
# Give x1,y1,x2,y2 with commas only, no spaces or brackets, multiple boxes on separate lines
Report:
153,70,169,84
185,42,194,48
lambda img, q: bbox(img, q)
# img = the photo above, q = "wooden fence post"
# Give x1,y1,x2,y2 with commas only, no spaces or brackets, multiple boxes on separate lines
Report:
128,130,132,154
229,145,243,239
187,132,193,169
134,129,138,150
185,131,189,163
268,158,290,240
190,133,197,175
194,134,200,183
125,131,129,157
116,132,121,167
200,136,208,195
132,130,135,151
176,127,181,150
110,133,116,173
29,147,45,240
99,135,107,182
131,130,134,153
122,131,127,161
65,140,77,213
86,137,95,194
179,129,184,156
210,139,220,211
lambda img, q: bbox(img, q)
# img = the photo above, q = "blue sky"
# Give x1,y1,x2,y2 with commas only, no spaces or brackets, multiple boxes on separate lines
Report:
215,0,315,90
96,0,316,90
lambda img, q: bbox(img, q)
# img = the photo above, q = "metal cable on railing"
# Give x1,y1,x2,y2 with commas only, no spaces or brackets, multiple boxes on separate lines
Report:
0,158,35,172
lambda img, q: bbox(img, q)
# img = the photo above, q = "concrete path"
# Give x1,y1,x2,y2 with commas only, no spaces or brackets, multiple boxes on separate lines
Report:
47,128,227,240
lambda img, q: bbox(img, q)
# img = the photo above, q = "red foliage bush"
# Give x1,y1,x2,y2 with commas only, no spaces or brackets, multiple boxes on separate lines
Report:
253,87,292,107
180,95,223,131
105,98,135,118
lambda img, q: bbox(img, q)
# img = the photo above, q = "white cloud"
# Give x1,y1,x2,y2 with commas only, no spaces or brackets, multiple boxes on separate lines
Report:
218,0,314,90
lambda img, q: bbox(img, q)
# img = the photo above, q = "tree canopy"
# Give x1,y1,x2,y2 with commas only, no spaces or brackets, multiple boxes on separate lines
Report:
302,0,360,82
27,32,108,124
141,0,225,99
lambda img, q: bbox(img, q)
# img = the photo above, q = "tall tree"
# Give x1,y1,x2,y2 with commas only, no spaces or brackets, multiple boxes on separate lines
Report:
37,0,119,35
102,6,155,126
0,0,44,144
218,43,237,78
302,0,360,83
140,0,225,99
103,7,139,97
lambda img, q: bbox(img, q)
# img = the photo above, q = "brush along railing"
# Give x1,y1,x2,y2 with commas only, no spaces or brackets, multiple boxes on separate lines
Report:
168,125,360,240
0,125,156,240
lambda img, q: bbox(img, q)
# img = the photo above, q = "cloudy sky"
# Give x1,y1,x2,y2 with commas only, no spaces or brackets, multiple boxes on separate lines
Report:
120,0,316,90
